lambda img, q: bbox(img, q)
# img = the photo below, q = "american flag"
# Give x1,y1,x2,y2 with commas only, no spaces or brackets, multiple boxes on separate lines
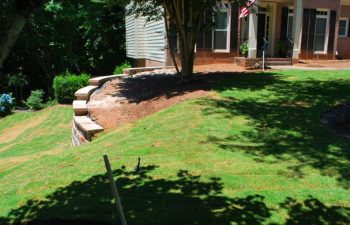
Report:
239,0,257,19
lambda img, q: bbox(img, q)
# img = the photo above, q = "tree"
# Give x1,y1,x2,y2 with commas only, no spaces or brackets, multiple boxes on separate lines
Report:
128,0,252,80
3,0,126,97
8,70,28,102
0,0,49,69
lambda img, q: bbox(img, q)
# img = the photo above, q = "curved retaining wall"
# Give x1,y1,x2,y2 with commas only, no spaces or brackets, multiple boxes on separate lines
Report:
71,66,174,147
71,75,120,147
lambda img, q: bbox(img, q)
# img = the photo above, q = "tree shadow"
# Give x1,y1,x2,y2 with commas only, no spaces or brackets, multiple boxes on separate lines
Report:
1,165,349,224
199,76,350,188
109,72,281,104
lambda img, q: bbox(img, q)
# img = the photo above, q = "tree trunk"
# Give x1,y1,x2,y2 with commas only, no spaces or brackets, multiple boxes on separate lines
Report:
0,13,29,69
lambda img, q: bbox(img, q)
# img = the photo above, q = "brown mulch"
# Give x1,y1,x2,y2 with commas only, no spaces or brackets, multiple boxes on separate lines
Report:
88,71,243,130
89,73,213,129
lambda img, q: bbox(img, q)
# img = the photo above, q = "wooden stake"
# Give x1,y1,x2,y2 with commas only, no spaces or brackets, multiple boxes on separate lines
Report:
103,155,128,225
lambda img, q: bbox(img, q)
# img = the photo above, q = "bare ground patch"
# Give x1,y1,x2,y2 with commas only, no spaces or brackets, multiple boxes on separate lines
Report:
88,72,243,130
0,114,48,144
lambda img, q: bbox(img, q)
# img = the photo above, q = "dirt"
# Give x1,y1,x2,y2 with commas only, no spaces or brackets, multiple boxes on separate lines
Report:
296,60,350,68
88,70,255,130
0,114,48,144
89,73,210,129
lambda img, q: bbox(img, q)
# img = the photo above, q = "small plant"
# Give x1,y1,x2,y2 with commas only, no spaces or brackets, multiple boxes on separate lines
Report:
53,72,90,104
0,93,14,117
25,90,45,110
8,72,28,102
114,62,131,75
240,41,249,57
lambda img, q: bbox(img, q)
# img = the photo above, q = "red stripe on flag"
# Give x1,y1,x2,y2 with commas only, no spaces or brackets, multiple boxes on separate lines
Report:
239,0,257,19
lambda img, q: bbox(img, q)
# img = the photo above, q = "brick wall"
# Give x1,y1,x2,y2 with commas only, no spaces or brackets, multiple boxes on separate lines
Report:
337,5,350,59
71,122,89,147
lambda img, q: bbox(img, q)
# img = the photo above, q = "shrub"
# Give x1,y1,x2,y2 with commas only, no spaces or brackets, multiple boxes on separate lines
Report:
240,41,249,57
53,73,90,104
0,93,14,117
25,90,45,110
114,62,131,75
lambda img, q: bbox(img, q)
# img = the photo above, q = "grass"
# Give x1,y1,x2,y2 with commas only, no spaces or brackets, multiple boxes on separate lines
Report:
0,70,350,224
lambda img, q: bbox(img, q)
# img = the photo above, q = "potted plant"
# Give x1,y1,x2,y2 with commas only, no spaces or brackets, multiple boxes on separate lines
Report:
240,41,249,57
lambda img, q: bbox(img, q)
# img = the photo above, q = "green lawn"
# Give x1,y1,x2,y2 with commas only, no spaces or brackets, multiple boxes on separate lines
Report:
0,70,349,225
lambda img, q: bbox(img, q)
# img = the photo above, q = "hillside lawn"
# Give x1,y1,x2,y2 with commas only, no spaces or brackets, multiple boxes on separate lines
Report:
0,70,349,224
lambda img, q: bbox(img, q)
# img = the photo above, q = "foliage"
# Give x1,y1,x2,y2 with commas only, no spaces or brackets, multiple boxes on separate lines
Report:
127,0,252,79
53,73,90,104
1,70,350,224
3,0,126,98
0,93,14,117
25,89,45,110
7,71,28,102
239,41,248,57
113,61,131,74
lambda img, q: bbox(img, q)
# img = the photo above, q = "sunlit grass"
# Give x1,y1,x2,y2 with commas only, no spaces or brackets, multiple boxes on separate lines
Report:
0,70,350,224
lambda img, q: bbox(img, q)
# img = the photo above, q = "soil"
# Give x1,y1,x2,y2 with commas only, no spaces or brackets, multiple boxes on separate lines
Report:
296,60,350,68
321,104,350,138
88,71,251,130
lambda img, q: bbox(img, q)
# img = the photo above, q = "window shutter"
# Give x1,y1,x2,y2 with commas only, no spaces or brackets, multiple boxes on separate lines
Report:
308,9,317,52
348,19,350,37
230,4,239,50
301,8,310,51
328,10,337,53
280,7,289,40
204,9,213,50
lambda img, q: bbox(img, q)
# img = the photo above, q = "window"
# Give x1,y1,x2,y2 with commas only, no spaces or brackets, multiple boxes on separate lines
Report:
339,18,349,37
213,4,231,52
314,10,329,53
287,8,294,39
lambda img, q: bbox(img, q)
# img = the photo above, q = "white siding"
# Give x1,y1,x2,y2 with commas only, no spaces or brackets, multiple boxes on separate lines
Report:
125,14,166,63
125,15,136,58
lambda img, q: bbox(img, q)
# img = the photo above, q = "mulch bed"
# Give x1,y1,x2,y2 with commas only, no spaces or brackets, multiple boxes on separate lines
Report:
321,104,350,138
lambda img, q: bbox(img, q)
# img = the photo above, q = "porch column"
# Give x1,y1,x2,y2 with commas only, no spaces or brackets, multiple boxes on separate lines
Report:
292,0,303,59
248,5,258,58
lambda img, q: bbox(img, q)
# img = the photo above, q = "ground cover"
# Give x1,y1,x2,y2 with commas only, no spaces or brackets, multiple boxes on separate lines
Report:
0,70,349,224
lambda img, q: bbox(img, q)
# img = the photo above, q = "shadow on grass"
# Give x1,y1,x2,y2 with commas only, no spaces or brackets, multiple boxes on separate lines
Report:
110,72,281,103
1,166,349,224
198,74,350,189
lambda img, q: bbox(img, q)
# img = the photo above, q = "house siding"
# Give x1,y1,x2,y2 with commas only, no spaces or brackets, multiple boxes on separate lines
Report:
126,14,166,66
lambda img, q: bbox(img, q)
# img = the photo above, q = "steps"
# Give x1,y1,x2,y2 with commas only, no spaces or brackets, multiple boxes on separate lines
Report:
89,75,120,87
75,86,99,101
72,75,121,146
73,100,88,116
260,58,293,66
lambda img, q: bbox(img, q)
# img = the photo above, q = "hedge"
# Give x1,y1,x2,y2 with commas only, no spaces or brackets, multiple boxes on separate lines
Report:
53,73,90,104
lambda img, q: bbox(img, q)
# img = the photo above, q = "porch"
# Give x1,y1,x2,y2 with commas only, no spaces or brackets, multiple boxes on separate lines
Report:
193,0,304,66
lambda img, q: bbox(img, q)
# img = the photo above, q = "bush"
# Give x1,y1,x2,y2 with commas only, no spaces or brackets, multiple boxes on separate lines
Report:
0,93,14,117
240,41,249,57
53,73,90,104
114,62,131,75
25,90,45,110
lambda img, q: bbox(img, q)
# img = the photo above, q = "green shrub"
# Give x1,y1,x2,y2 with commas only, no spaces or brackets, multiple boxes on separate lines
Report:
114,62,131,75
240,41,249,57
53,73,90,104
25,90,45,110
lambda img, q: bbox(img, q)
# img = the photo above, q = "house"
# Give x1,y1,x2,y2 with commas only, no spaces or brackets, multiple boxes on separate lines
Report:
125,0,350,67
